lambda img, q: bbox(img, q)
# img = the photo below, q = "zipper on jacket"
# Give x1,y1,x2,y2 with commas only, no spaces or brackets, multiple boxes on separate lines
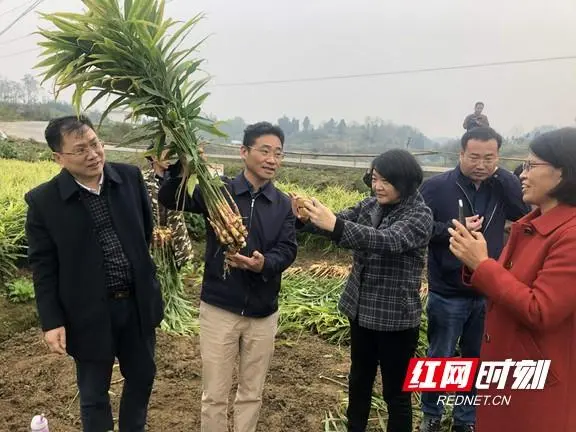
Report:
456,182,475,215
456,181,498,233
483,204,498,232
241,196,257,316
248,197,256,230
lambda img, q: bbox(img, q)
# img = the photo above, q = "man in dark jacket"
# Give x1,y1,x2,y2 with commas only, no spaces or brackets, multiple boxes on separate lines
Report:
25,116,163,432
463,101,490,131
418,127,530,432
158,122,297,432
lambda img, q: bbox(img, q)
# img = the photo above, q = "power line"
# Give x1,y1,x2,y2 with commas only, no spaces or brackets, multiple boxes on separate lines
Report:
0,33,33,45
0,0,45,38
0,1,31,19
215,55,576,87
0,46,38,58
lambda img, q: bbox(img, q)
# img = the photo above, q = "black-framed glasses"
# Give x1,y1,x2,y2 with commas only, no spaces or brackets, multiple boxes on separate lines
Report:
58,140,103,157
249,147,285,160
522,160,551,172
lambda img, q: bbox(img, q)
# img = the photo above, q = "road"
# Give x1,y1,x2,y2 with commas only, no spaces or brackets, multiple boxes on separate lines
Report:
0,121,449,173
0,121,47,142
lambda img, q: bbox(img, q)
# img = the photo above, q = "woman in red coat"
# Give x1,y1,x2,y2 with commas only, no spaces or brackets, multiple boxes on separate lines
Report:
448,127,576,432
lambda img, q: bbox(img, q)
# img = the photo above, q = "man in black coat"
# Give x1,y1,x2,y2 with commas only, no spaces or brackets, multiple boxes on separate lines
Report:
24,115,164,432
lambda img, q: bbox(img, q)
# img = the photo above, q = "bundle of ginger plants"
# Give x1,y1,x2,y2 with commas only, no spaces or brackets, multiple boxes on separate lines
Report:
36,0,248,275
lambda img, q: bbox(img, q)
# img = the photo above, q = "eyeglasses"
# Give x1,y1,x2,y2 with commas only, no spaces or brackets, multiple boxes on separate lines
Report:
250,147,285,160
464,154,497,165
522,161,551,172
59,140,103,157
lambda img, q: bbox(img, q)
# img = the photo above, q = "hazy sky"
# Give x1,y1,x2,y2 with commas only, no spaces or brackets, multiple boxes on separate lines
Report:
2,0,576,139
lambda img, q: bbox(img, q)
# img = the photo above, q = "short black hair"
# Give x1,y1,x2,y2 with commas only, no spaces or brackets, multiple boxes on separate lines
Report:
45,115,95,152
243,121,285,148
475,101,484,108
370,149,423,198
529,127,576,206
513,163,524,178
461,126,502,151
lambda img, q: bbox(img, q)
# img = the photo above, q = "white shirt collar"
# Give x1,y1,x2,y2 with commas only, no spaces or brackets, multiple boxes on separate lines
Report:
76,173,104,196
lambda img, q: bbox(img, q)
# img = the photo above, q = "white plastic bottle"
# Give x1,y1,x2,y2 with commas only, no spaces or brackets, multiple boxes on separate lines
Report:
30,414,49,432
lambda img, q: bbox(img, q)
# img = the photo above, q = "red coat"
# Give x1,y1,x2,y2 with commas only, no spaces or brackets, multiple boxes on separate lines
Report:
470,204,576,432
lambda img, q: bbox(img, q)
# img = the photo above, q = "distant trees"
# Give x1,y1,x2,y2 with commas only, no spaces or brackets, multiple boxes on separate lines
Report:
1,74,539,159
0,75,106,123
218,116,246,140
277,115,300,136
0,75,42,104
217,114,438,154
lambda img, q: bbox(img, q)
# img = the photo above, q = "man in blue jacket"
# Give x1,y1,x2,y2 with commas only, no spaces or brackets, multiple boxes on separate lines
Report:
418,127,530,432
158,122,297,432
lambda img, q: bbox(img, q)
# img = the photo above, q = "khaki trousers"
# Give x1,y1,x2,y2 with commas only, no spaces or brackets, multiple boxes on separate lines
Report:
199,301,279,432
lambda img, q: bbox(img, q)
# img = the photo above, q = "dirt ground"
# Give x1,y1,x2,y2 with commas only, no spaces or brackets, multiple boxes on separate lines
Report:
0,325,351,432
0,296,37,344
0,249,358,431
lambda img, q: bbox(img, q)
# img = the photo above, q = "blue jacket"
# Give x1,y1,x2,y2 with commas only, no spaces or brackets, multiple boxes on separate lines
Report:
158,173,297,317
420,166,530,297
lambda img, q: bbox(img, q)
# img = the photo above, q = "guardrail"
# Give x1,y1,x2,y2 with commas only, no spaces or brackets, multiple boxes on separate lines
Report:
102,140,526,170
